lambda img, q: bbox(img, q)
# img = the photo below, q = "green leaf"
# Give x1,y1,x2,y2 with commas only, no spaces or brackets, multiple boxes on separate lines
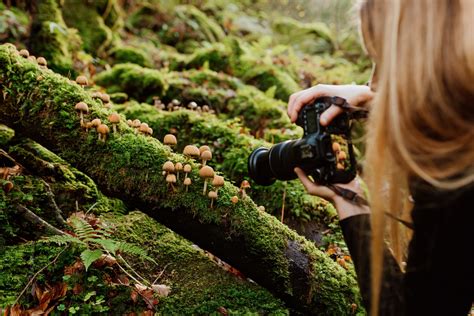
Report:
83,291,96,302
92,239,118,254
80,249,103,271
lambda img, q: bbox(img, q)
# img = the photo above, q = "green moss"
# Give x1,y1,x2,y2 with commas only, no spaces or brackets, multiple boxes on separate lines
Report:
94,63,166,103
110,46,152,67
28,0,81,75
0,44,363,314
0,124,14,146
0,4,29,45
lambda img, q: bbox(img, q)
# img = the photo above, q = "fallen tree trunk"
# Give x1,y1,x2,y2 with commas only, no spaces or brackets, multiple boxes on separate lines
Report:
0,44,363,314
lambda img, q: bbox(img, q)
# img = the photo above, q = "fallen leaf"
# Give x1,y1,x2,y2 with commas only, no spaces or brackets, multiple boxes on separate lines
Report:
151,284,170,298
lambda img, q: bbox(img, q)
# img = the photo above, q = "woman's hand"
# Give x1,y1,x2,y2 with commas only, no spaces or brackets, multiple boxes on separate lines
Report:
294,168,370,220
287,84,374,124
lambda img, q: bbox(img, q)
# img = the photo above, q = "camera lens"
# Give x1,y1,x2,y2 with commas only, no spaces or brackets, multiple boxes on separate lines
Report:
248,140,299,186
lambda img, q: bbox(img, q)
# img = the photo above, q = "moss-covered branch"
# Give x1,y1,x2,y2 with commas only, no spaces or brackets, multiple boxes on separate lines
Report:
0,44,362,314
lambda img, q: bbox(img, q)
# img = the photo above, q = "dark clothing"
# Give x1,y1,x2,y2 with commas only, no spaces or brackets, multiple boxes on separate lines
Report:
340,182,474,315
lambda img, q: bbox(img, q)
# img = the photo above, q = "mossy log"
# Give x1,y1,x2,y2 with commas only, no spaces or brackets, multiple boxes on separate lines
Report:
0,44,363,314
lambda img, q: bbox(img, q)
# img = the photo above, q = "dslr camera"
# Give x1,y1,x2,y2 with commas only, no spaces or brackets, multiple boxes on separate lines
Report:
248,96,357,186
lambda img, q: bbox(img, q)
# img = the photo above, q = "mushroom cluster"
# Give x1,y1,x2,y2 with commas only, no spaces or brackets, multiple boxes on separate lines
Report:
332,142,347,170
152,98,215,114
127,119,153,136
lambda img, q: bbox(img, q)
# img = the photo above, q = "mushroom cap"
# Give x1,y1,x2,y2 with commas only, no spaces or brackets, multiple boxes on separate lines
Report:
100,93,110,103
37,57,47,66
162,161,175,172
166,174,177,183
183,145,200,157
127,119,133,126
199,145,211,154
91,91,101,99
336,163,345,170
201,150,212,161
258,206,266,212
202,105,209,112
332,142,341,152
97,124,109,134
231,196,239,204
76,75,88,86
172,99,180,106
132,119,141,128
183,177,192,186
28,55,36,62
19,49,29,58
91,118,101,127
199,166,214,179
175,162,183,171
139,122,149,133
108,113,120,124
75,102,89,113
183,164,192,173
85,122,93,129
147,127,153,135
212,175,224,187
188,101,197,108
338,151,347,160
241,180,250,189
164,134,177,146
208,191,218,199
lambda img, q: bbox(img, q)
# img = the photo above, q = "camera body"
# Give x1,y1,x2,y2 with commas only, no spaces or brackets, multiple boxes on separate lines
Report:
248,96,357,186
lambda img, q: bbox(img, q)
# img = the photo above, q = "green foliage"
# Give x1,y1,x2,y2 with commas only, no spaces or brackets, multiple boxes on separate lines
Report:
110,46,152,67
0,4,29,45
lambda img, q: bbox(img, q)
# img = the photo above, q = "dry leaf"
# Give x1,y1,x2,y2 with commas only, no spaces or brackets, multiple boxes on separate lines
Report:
151,284,170,298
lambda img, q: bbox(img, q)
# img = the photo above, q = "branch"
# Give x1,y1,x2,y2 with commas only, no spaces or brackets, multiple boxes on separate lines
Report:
16,205,66,236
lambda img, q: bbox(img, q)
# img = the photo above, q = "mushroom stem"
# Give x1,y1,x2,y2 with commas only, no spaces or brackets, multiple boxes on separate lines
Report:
210,198,214,208
98,133,101,142
80,112,84,126
169,183,176,192
113,124,117,134
203,180,208,195
176,171,180,181
186,185,189,193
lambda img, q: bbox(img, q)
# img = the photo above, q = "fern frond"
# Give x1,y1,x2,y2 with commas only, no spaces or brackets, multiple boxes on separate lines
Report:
80,249,103,271
116,241,156,264
39,234,84,246
92,239,119,254
70,217,97,240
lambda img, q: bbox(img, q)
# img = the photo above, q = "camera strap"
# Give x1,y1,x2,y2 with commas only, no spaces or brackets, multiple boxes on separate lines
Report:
328,184,369,207
330,96,369,120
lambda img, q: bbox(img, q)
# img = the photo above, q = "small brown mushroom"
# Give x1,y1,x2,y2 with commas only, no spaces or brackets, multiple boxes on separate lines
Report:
188,101,197,110
91,91,102,99
166,173,177,191
147,127,153,136
100,93,110,104
231,196,239,204
338,151,347,161
173,106,180,111
200,150,212,166
211,175,224,193
132,119,141,133
240,180,250,198
175,162,183,180
172,99,180,107
84,121,93,132
337,163,345,170
332,142,341,153
167,103,174,111
3,181,14,193
258,206,266,212
91,118,101,128
127,119,133,127
164,134,177,147
202,105,210,112
74,102,89,126
37,57,47,68
27,55,36,62
199,145,211,154
183,177,192,192
76,75,88,87
183,145,200,160
19,49,29,58
139,122,149,135
208,191,218,208
162,161,175,175
108,113,120,134
97,124,109,142
183,164,192,178
199,166,214,195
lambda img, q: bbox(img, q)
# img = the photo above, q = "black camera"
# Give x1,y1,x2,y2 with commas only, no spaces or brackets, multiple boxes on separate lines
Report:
248,97,357,186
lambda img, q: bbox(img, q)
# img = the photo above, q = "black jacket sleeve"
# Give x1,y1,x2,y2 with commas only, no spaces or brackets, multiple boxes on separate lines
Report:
339,183,474,316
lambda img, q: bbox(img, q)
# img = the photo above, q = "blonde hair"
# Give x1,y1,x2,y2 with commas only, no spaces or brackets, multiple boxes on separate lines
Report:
359,0,474,314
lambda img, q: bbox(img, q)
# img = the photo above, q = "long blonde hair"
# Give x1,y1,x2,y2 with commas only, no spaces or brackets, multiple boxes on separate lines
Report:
359,0,474,314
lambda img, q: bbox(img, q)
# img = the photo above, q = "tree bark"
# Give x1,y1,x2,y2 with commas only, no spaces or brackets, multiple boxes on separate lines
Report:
0,44,362,315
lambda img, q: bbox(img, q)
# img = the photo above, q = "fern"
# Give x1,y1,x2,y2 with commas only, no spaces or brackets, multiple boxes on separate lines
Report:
115,241,156,264
39,234,84,246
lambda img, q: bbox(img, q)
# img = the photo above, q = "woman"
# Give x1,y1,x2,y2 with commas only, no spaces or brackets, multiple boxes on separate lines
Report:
287,0,474,315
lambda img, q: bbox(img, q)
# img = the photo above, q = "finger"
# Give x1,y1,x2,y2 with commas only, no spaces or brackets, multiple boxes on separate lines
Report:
287,92,300,120
290,86,329,123
294,168,334,198
320,105,344,126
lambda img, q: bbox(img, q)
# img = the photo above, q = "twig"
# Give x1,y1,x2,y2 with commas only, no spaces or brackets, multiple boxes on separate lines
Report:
117,254,150,286
281,183,287,223
17,205,66,236
152,263,170,285
85,202,98,215
39,179,66,226
105,250,143,286
13,246,68,306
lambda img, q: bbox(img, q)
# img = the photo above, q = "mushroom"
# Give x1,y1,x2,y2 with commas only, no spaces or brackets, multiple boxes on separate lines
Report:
208,191,218,208
91,118,101,128
91,91,102,99
337,163,345,170
164,134,177,147
172,99,180,107
173,106,180,111
167,102,174,111
166,174,177,191
139,123,149,135
183,177,191,192
127,119,133,127
338,151,347,161
202,105,210,112
76,75,88,88
199,145,211,154
97,124,109,142
37,57,47,68
200,150,212,166
199,166,214,195
183,145,200,160
108,113,120,134
258,206,265,212
19,49,29,58
84,121,93,132
183,164,192,178
188,101,197,110
3,181,14,193
100,93,110,104
175,162,183,180
240,180,250,198
74,102,89,126
231,196,239,204
162,161,175,175
27,55,36,62
211,175,224,193
147,127,153,136
132,119,141,133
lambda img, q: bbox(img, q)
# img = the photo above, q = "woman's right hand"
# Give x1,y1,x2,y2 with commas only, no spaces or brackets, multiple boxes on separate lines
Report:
287,84,374,125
